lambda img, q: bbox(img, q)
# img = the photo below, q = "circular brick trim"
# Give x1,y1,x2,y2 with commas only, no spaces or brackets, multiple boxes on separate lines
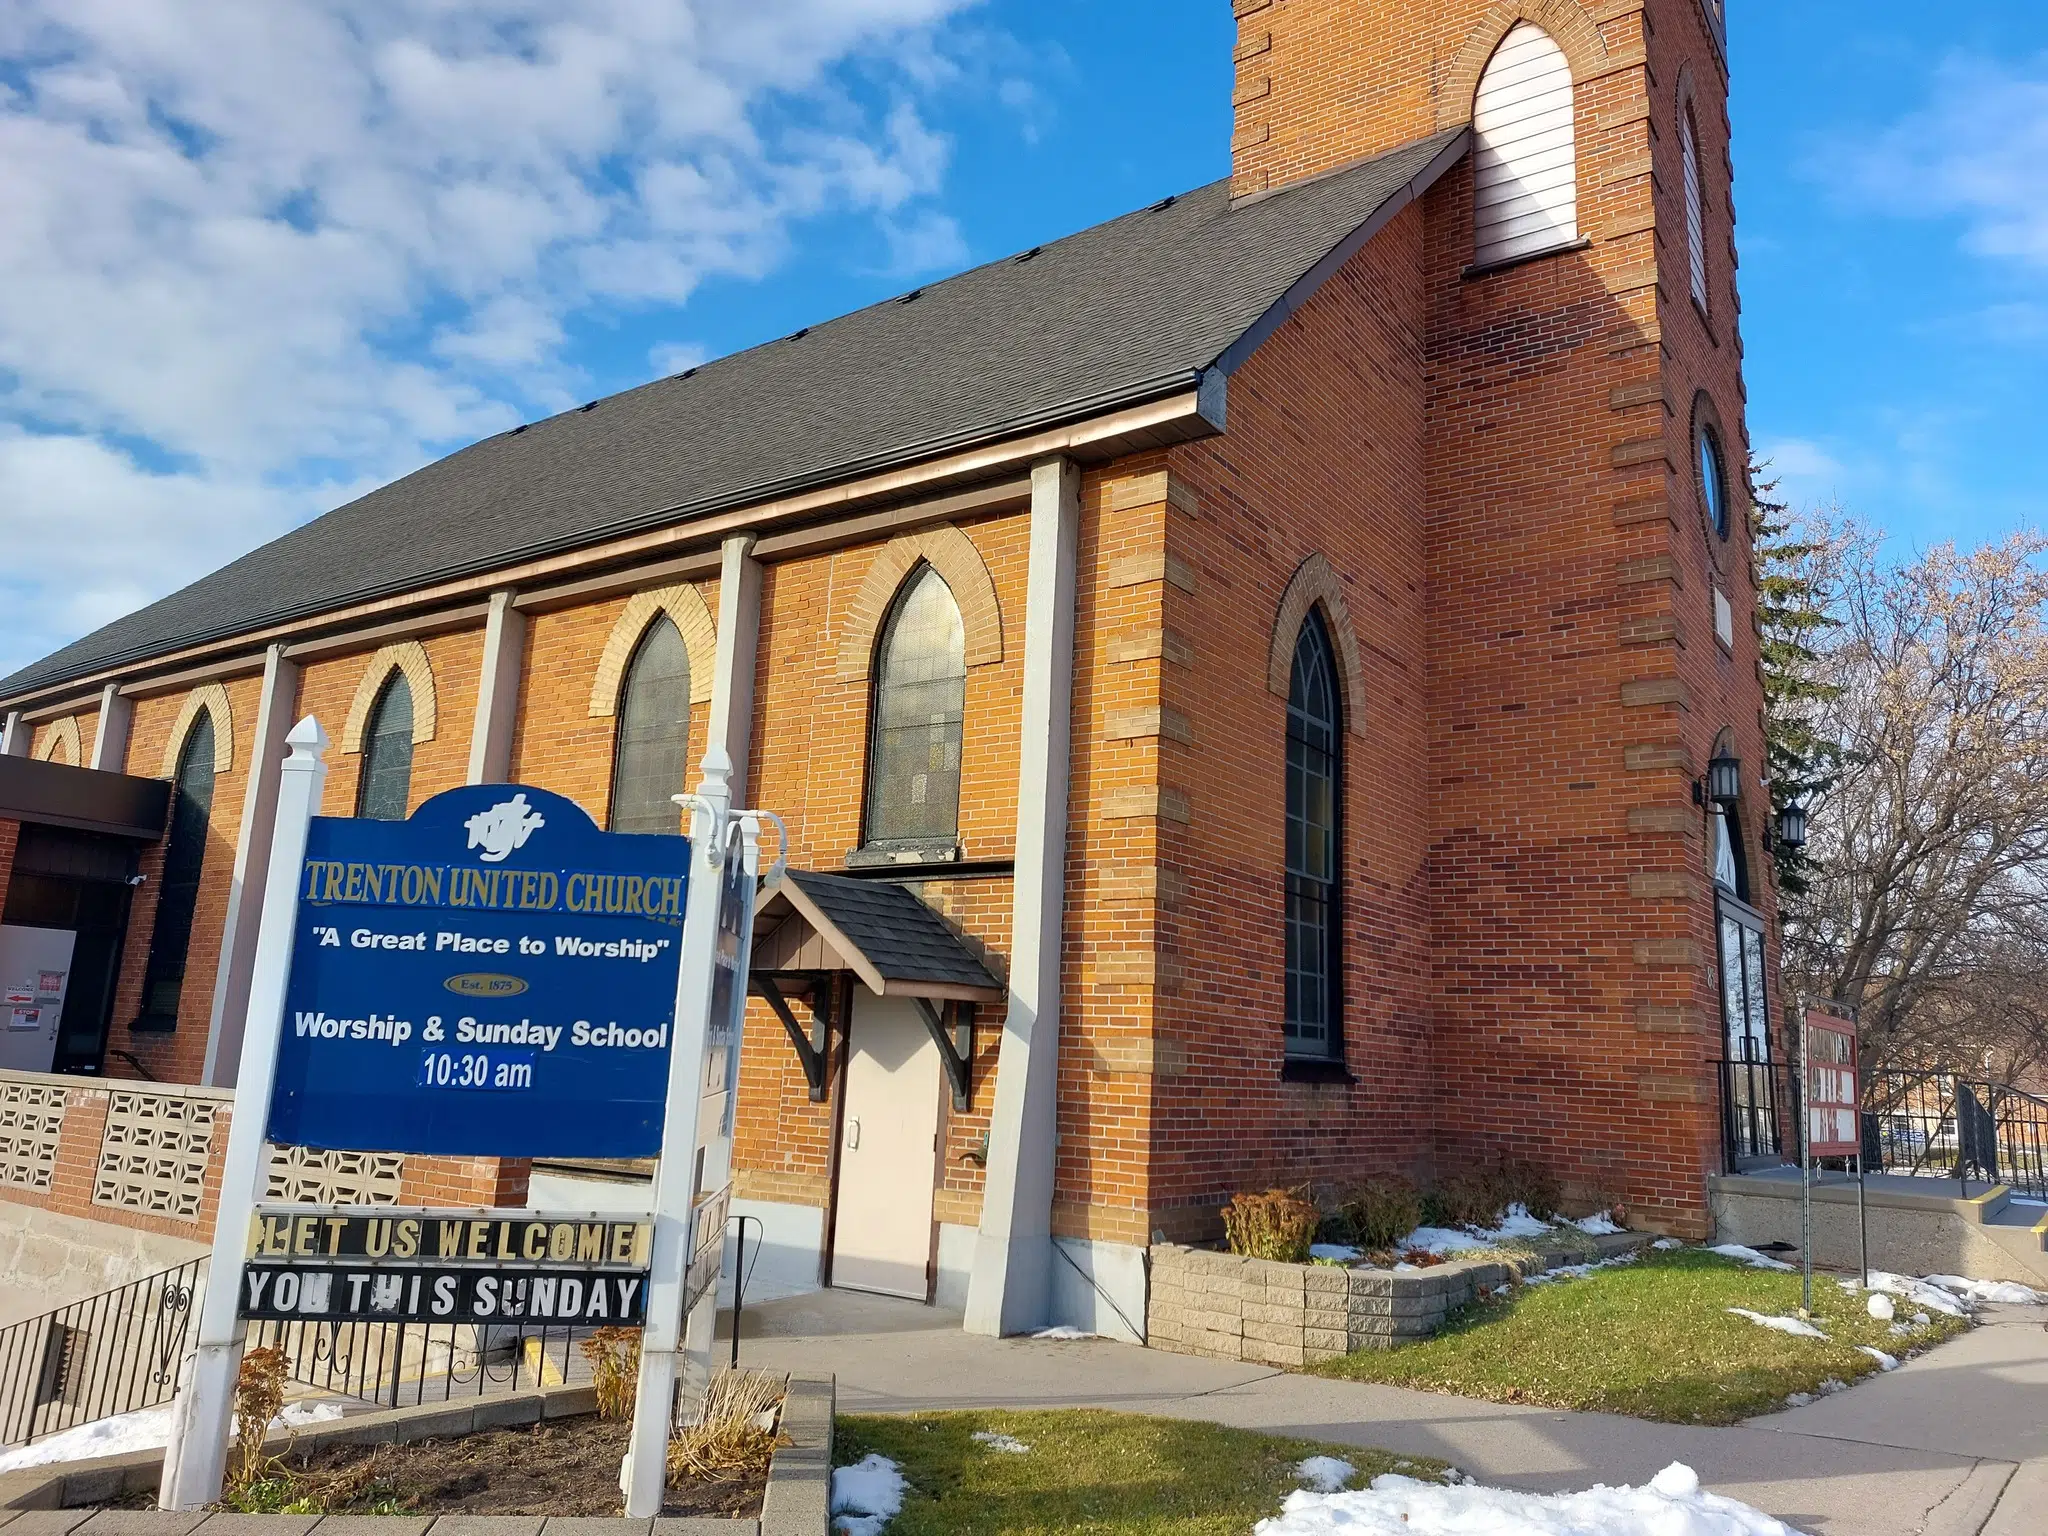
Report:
1437,0,1609,130
340,642,436,755
160,683,235,777
1267,553,1368,737
32,714,81,765
835,524,1003,684
587,584,718,718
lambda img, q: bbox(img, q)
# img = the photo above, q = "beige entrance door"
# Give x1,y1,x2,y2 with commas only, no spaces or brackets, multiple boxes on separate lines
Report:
830,994,942,1300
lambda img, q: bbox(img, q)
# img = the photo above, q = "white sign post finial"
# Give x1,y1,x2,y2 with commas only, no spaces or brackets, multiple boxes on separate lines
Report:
160,715,328,1509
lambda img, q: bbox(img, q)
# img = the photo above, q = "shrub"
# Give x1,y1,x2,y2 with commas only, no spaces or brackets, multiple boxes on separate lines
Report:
580,1325,642,1420
668,1369,785,1485
1337,1178,1423,1251
1221,1189,1319,1263
1421,1169,1506,1230
1499,1158,1563,1222
228,1346,289,1495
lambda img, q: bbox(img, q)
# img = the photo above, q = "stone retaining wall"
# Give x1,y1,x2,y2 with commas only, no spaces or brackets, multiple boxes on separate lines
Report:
1146,1235,1647,1366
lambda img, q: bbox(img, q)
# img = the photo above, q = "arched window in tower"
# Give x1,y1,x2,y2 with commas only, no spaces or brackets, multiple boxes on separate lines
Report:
610,616,692,836
1284,611,1343,1061
134,713,216,1031
1472,23,1579,268
863,565,967,850
1682,106,1708,311
356,671,415,821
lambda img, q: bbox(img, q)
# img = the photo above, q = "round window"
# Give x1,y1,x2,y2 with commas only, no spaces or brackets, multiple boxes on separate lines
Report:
1699,425,1729,540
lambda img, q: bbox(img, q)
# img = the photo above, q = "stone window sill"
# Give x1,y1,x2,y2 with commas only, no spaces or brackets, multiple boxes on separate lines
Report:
1282,1057,1356,1085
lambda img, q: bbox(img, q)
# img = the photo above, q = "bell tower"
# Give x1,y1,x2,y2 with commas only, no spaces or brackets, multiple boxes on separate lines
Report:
1232,0,1768,1234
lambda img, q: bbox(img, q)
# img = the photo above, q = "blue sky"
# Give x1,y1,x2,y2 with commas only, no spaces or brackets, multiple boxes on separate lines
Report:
2,1,2043,680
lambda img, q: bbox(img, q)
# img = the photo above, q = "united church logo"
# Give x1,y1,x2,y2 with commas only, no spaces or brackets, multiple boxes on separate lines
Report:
463,793,547,864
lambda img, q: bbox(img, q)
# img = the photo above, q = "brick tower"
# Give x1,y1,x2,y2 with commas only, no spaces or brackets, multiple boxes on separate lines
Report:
1232,0,1770,1233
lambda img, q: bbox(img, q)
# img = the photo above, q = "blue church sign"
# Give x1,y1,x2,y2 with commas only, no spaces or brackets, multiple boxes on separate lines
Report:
267,785,689,1158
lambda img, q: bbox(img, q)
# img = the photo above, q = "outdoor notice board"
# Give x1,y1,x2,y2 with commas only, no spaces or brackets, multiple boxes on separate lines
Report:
1805,1009,1860,1158
266,784,688,1158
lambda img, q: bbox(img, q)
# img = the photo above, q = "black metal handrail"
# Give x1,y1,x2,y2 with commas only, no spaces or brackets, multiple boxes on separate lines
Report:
1862,1071,2048,1200
1715,1056,1796,1170
0,1258,202,1448
251,1315,590,1410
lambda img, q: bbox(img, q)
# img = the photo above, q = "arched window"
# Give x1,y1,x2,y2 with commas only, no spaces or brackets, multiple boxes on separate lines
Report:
357,672,415,821
1682,106,1708,311
1472,23,1579,268
609,616,691,836
134,714,216,1030
1284,612,1342,1061
863,565,967,850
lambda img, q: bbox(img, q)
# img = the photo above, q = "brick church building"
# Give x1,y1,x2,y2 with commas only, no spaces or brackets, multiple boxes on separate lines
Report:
0,0,1780,1338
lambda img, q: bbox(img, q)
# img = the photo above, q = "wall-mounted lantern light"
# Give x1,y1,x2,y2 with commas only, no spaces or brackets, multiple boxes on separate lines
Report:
1777,800,1809,850
1706,755,1743,810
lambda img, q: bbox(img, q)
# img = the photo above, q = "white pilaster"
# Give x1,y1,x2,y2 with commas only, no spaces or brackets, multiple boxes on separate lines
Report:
162,716,328,1509
90,684,134,772
200,646,300,1087
467,590,527,785
706,535,762,806
0,711,28,757
965,455,1081,1337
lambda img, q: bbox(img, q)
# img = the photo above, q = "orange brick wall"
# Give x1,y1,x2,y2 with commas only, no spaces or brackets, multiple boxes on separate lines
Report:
102,677,265,1085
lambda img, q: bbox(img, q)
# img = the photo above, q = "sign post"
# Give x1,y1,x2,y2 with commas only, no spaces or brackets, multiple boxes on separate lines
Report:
619,748,779,1519
1802,1006,1863,1296
161,717,328,1510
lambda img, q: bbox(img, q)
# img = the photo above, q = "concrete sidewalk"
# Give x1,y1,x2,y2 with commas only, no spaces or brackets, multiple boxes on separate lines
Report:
729,1288,2031,1536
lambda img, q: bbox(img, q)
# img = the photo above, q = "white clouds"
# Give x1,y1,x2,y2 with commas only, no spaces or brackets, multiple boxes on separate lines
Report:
0,0,991,680
1829,55,2048,269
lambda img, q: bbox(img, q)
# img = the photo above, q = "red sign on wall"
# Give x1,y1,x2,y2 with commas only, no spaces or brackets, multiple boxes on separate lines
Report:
1805,1010,1861,1157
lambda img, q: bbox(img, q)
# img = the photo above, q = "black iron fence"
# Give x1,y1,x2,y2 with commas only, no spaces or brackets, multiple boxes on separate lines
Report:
1716,1057,1795,1168
1861,1071,2048,1200
251,1316,590,1410
0,1258,202,1449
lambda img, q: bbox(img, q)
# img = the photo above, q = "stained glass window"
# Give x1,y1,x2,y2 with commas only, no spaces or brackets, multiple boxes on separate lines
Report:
134,714,216,1029
610,617,691,836
1284,613,1342,1059
864,566,966,848
357,672,415,822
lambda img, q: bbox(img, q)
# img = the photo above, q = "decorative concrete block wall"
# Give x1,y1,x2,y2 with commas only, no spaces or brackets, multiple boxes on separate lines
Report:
1146,1236,1643,1365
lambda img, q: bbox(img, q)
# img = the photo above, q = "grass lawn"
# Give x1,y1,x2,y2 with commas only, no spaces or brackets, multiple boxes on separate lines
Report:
834,1410,1445,1536
1310,1248,1970,1424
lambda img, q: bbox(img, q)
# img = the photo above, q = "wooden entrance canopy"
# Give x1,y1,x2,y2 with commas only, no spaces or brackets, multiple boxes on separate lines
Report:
749,871,1004,1109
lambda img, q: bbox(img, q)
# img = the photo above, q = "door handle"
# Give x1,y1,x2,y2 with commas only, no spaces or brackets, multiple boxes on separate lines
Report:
845,1118,860,1150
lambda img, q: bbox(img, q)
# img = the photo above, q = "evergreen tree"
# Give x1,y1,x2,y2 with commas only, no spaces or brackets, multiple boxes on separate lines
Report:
1749,461,1839,897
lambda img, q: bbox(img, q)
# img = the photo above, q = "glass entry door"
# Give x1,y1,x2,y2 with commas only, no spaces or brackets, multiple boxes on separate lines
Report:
1718,895,1778,1162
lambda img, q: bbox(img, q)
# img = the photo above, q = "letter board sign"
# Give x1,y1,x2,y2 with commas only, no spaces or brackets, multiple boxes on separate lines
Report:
237,1206,652,1326
267,785,688,1158
1805,1010,1861,1158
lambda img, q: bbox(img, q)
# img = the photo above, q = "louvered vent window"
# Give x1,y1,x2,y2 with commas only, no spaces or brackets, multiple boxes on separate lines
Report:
1472,23,1579,268
1683,110,1708,311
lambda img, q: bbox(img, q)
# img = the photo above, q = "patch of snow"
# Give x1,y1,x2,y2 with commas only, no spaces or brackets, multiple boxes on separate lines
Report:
1490,1204,1554,1240
1030,1325,1094,1341
1924,1275,2048,1306
1651,1237,1684,1250
1309,1244,1362,1262
1856,1346,1900,1371
1866,1292,1895,1322
1913,1312,1931,1326
1573,1211,1623,1235
1862,1273,1970,1318
1295,1456,1356,1493
970,1430,1029,1455
1709,1244,1796,1271
0,1399,342,1474
1727,1308,1829,1340
1255,1462,1798,1535
832,1453,907,1536
1526,1252,1641,1287
1782,1392,1814,1408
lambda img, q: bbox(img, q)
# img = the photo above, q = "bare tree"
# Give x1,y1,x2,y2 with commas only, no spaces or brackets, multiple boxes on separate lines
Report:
1778,525,2048,1079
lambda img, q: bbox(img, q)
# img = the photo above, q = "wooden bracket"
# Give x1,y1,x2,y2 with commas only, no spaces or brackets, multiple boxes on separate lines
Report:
755,975,831,1102
913,998,976,1111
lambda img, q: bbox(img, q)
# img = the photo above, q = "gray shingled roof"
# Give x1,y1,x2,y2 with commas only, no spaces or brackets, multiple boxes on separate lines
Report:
781,872,1003,997
2,129,1465,701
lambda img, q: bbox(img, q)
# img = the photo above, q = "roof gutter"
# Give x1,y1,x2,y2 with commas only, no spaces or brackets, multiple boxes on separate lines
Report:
1,372,1225,713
